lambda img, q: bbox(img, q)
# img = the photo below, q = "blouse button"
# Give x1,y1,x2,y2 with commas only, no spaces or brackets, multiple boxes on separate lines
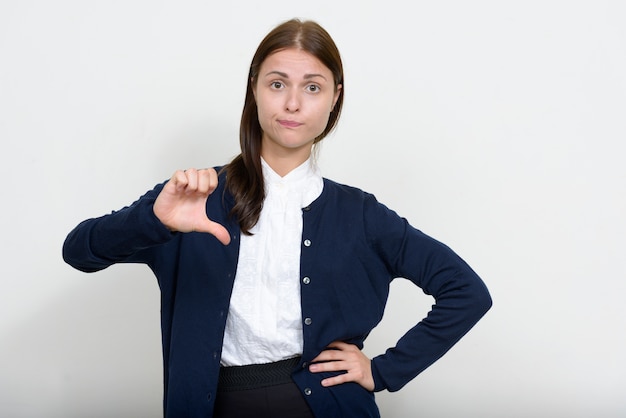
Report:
304,317,312,326
302,277,311,285
303,239,311,247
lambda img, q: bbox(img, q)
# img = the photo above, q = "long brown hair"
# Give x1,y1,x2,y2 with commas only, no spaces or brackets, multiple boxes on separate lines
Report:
224,19,344,234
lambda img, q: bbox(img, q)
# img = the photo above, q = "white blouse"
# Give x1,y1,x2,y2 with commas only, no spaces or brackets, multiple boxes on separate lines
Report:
220,157,324,366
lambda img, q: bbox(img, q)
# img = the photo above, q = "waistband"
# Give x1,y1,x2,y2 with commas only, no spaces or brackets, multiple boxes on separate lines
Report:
217,357,301,392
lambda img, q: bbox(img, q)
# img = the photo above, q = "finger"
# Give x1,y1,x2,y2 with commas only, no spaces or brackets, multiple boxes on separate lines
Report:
194,218,231,246
311,341,353,363
207,221,231,245
196,169,211,194
206,168,219,193
309,359,360,387
170,170,189,192
311,358,373,390
311,349,342,364
309,359,348,373
208,221,231,245
319,373,352,388
326,341,351,350
196,168,219,194
184,168,199,192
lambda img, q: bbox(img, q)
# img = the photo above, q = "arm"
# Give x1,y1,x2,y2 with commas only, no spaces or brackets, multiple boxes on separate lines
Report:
309,194,491,392
367,197,492,392
63,168,230,272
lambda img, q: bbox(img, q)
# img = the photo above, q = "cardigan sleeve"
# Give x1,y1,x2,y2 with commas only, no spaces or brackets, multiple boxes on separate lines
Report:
363,194,492,392
62,182,174,273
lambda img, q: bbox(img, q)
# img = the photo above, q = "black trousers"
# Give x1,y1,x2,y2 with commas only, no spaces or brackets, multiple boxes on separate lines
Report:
214,358,315,418
213,381,315,418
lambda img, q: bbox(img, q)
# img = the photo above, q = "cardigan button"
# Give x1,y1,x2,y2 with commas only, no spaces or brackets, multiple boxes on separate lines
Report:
304,388,312,396
304,317,312,325
302,277,311,285
303,239,311,247
302,205,311,212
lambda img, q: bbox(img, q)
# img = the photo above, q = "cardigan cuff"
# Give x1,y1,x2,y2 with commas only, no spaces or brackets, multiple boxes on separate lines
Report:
370,358,389,392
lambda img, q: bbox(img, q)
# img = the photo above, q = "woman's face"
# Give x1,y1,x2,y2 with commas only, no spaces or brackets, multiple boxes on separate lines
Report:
253,48,341,168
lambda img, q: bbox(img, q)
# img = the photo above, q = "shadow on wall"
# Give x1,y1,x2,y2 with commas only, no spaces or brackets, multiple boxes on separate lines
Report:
0,267,163,418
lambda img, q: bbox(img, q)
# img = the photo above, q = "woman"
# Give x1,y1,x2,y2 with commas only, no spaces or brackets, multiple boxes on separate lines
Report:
63,18,492,418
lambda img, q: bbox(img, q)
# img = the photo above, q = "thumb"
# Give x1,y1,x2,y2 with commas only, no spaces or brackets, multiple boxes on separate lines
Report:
196,219,231,245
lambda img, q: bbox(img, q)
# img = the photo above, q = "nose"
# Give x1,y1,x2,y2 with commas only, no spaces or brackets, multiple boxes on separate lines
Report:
285,89,300,112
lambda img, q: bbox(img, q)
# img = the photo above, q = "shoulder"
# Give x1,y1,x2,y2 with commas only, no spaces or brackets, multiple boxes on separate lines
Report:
321,178,387,216
323,177,407,222
322,177,374,201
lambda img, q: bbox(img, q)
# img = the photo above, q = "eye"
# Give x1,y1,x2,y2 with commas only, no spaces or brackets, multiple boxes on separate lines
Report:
306,84,321,93
270,81,284,89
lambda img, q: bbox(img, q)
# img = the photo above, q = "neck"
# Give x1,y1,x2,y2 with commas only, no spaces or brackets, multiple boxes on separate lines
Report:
261,147,313,177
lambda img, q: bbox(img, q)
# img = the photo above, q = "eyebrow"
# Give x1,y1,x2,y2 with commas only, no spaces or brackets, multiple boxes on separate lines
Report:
264,70,328,81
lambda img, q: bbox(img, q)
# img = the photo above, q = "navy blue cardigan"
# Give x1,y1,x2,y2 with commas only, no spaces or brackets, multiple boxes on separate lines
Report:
63,170,492,418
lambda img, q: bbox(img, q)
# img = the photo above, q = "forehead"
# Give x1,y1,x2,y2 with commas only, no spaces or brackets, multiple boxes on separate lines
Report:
259,48,332,79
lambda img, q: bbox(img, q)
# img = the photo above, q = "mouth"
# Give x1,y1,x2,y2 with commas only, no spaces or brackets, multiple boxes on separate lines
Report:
278,120,303,128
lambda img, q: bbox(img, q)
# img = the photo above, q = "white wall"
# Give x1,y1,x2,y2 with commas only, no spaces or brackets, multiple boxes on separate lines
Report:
1,1,625,417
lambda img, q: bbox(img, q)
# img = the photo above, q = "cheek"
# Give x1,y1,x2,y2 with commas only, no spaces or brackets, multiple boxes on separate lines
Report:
255,98,272,127
256,94,278,118
256,109,272,133
312,105,332,127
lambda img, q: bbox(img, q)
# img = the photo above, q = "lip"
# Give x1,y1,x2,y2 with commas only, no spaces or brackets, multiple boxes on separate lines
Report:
278,119,303,128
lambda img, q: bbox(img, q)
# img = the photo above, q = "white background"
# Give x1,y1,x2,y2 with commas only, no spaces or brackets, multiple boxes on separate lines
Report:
1,1,625,417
